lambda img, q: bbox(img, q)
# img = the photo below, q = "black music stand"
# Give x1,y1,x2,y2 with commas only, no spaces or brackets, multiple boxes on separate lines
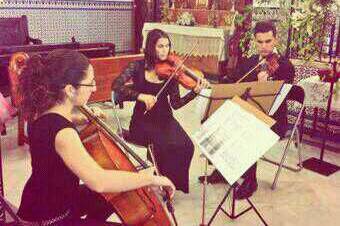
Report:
302,61,340,176
0,133,5,223
207,181,268,226
199,81,283,226
201,80,284,122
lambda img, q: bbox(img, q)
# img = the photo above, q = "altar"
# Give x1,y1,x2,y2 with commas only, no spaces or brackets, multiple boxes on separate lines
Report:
142,22,232,75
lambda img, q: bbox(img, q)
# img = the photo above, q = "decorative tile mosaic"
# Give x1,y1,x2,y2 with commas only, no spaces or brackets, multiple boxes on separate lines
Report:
287,64,340,136
0,0,134,52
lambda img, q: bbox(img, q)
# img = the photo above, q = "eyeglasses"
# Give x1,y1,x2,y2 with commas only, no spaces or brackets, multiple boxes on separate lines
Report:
75,80,96,87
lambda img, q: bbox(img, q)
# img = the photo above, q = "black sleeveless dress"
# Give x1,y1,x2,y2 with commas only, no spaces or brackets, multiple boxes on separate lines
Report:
18,113,119,225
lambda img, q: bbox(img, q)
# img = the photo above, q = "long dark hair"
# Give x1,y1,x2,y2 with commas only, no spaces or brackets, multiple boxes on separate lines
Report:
19,49,90,118
144,29,171,70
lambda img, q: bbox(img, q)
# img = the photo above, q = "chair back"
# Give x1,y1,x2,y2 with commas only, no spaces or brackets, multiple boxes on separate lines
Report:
0,15,30,46
8,52,29,108
89,54,144,102
286,85,305,105
0,194,21,225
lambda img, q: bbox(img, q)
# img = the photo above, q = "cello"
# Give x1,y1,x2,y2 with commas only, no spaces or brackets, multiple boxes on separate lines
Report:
78,105,176,226
9,51,176,225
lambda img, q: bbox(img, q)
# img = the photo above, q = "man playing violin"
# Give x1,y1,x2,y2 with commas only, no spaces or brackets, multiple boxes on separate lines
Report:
201,20,295,200
231,20,295,137
112,29,209,194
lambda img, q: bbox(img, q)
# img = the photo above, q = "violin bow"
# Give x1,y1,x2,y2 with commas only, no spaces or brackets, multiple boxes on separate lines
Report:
143,41,199,115
155,41,200,99
147,144,179,226
236,58,266,83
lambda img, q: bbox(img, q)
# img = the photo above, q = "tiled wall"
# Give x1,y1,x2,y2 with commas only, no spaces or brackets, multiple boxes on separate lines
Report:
0,0,135,52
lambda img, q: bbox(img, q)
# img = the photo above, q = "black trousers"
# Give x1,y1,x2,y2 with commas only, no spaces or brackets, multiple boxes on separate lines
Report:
130,118,194,193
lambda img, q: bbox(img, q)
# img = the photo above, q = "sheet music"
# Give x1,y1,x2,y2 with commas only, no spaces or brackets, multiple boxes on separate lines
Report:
193,100,279,185
195,88,212,121
269,84,292,116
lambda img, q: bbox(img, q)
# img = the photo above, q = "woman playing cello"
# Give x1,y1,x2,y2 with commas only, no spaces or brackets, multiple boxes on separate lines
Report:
112,29,209,194
17,49,175,226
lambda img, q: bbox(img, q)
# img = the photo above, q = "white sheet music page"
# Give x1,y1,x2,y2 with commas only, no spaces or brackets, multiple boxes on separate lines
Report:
269,84,292,116
193,100,279,185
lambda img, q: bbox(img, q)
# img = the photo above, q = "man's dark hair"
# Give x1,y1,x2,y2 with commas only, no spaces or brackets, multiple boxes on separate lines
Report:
254,20,277,37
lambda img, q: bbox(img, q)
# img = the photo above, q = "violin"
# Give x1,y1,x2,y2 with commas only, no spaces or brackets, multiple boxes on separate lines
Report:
236,53,280,83
257,53,280,79
154,54,205,90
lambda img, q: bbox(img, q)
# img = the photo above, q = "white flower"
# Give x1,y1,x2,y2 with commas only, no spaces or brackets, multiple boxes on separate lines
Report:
176,12,195,26
311,4,322,12
291,11,305,29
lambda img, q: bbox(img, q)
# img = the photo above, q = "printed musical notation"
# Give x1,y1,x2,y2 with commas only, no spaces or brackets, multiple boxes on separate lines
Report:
193,100,279,185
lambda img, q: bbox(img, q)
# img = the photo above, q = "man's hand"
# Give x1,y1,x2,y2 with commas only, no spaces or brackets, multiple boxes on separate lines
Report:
257,71,269,82
137,93,157,111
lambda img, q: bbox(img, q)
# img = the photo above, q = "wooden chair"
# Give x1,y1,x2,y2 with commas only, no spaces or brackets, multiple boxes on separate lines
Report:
0,193,22,226
89,54,155,167
8,53,143,145
89,54,144,103
0,15,41,98
8,53,29,146
0,15,41,46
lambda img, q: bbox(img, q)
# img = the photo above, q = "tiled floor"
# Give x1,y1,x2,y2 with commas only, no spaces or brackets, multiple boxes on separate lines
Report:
1,96,339,226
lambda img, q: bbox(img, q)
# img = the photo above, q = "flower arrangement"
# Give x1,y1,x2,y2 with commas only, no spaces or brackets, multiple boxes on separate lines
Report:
208,11,218,27
238,0,338,60
176,12,196,26
289,0,338,60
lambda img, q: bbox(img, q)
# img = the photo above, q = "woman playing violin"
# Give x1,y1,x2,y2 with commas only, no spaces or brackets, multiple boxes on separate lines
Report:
17,49,175,226
112,29,209,194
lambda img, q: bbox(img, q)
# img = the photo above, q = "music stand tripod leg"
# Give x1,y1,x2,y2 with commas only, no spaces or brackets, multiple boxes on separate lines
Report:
207,185,233,226
225,185,252,219
206,182,269,226
246,197,269,226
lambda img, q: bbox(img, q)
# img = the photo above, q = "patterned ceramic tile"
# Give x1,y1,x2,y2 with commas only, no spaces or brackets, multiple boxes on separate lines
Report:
0,0,134,52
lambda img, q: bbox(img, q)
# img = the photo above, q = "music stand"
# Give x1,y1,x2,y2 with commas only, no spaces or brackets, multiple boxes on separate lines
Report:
302,61,340,176
199,81,283,226
0,133,5,223
202,80,284,122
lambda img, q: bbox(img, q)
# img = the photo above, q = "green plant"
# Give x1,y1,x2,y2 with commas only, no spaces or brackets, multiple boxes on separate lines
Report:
161,6,170,23
289,0,336,60
238,0,338,60
236,5,257,57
